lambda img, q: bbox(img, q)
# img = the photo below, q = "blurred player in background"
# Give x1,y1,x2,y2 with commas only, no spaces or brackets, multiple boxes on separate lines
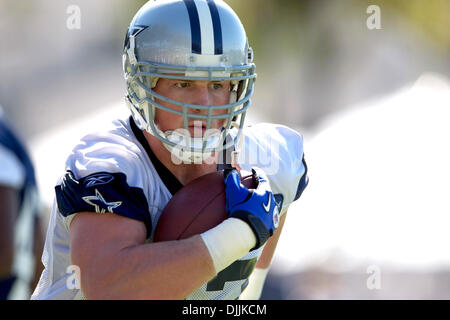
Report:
0,107,44,300
32,0,308,300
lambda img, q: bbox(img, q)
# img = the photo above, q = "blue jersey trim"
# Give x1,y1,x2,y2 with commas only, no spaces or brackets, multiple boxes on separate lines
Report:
294,155,309,201
130,117,183,195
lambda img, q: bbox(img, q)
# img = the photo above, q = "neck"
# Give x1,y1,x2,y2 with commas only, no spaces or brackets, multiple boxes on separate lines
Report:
143,131,218,185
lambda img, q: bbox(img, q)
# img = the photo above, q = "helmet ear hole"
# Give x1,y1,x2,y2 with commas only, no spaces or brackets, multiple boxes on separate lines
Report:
248,46,254,63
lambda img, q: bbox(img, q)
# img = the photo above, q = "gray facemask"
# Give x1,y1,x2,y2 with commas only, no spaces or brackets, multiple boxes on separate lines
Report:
123,0,256,164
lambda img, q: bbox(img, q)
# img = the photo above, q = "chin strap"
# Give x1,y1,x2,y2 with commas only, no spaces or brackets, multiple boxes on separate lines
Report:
217,83,241,175
229,83,238,104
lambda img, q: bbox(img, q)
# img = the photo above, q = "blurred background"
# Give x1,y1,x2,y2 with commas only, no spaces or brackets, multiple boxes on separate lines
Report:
1,0,449,299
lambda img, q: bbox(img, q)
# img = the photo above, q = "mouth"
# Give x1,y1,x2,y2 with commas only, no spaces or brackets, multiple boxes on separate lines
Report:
188,124,206,129
188,120,206,128
188,122,206,137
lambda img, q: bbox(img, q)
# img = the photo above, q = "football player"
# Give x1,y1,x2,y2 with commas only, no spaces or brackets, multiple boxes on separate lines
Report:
0,107,44,299
31,0,308,300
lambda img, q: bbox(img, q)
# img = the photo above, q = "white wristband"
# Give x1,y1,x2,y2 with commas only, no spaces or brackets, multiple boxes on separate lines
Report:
200,218,256,273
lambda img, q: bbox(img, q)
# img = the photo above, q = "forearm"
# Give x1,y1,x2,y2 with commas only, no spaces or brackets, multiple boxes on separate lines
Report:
256,210,287,269
240,211,288,300
239,267,270,300
79,235,215,300
71,212,256,300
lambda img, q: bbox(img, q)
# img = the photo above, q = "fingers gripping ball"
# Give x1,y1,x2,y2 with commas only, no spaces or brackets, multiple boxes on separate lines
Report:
153,170,255,242
225,167,279,250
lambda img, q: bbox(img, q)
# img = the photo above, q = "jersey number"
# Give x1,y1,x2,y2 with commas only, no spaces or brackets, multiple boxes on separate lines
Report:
206,258,257,291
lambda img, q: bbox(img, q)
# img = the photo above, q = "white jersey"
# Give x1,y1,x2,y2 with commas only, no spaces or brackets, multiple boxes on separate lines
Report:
31,116,308,300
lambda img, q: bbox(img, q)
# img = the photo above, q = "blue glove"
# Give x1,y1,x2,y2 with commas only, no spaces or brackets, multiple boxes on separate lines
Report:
224,167,280,250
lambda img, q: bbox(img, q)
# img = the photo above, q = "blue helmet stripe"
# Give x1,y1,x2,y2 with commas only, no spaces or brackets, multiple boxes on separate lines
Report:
207,0,223,55
183,0,202,54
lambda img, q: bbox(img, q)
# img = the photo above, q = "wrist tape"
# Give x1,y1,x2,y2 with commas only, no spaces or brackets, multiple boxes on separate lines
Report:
200,217,256,273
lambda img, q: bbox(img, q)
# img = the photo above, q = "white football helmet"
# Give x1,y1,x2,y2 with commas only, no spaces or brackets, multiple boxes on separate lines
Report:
123,0,256,164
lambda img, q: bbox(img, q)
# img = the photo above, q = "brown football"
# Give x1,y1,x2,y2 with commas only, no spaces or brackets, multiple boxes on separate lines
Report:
153,170,254,242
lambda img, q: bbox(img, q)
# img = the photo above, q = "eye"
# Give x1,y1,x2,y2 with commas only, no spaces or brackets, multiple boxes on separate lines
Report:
175,82,189,88
212,83,223,90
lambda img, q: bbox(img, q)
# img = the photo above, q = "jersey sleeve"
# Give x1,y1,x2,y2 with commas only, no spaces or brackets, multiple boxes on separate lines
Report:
239,123,309,214
54,128,153,237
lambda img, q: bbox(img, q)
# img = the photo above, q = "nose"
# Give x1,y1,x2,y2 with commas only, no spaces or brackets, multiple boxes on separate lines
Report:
192,85,210,112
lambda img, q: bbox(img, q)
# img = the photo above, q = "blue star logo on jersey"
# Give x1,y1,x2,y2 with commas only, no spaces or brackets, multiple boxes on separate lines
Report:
82,189,122,213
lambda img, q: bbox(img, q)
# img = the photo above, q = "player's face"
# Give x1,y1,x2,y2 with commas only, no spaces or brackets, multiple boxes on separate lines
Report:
153,77,231,137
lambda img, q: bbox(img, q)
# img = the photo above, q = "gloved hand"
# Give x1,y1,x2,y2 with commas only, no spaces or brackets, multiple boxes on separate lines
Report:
224,167,279,250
